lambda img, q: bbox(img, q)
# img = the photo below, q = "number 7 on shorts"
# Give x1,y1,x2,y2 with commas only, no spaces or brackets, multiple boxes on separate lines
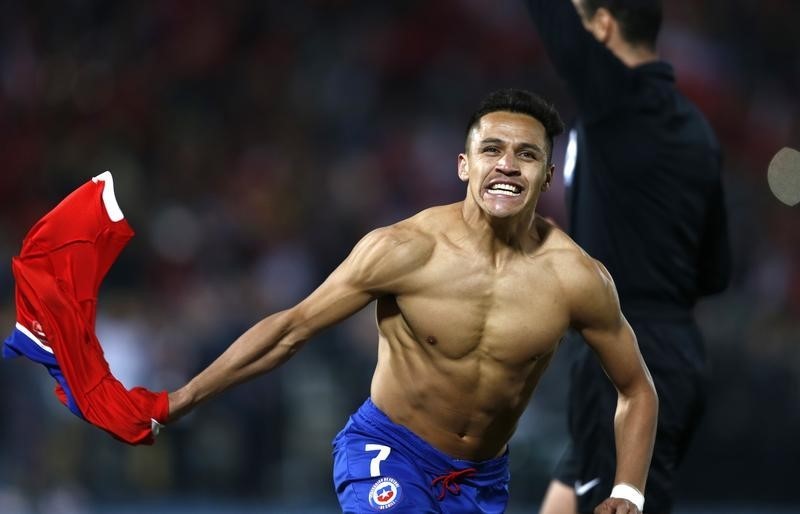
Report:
365,444,391,477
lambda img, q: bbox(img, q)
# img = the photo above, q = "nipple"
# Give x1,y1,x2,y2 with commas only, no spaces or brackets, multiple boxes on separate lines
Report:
426,335,437,345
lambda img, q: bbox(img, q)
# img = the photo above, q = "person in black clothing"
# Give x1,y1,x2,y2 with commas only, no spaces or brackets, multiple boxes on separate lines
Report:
524,1,731,513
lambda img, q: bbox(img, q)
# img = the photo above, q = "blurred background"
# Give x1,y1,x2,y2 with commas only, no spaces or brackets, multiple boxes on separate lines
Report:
0,1,798,513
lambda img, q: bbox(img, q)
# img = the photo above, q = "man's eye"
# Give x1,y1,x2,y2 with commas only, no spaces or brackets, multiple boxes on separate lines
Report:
483,147,499,153
519,151,536,160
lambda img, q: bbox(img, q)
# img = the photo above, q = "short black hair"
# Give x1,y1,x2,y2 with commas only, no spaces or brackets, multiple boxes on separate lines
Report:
580,0,662,49
465,89,565,162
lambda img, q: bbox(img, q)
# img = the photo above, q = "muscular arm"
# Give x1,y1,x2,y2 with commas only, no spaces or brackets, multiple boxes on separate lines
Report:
567,256,658,494
168,224,433,421
524,0,631,121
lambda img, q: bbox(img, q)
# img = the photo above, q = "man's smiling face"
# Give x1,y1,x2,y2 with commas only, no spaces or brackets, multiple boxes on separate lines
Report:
459,111,554,220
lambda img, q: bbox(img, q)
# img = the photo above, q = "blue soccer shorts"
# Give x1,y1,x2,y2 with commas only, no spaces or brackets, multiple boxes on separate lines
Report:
332,398,510,513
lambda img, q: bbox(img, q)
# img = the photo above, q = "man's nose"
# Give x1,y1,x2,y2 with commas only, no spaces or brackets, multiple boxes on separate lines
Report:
496,152,520,174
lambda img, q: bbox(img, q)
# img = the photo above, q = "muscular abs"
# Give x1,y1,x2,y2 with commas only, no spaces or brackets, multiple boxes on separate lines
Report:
370,220,572,461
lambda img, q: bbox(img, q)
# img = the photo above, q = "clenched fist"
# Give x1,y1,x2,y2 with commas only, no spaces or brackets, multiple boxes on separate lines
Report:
595,497,641,514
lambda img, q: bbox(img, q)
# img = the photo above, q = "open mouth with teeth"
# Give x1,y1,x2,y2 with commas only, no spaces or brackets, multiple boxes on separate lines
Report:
486,183,524,196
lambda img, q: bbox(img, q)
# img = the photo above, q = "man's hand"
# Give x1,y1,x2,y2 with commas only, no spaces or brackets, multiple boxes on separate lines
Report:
594,497,641,514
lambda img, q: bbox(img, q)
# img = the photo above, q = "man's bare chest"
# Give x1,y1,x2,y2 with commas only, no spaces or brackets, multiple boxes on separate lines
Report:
389,257,570,363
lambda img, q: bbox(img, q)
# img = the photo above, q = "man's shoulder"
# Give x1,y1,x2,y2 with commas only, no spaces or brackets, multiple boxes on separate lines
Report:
537,236,620,325
379,204,460,243
342,220,435,291
353,209,447,273
535,218,587,264
545,243,602,284
370,206,451,247
537,225,614,299
405,203,460,228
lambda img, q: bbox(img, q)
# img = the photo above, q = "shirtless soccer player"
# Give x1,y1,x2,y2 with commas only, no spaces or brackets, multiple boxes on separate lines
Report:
167,89,658,514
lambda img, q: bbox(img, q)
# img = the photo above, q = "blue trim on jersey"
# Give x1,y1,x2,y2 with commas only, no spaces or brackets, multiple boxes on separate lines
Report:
3,327,85,419
332,398,509,513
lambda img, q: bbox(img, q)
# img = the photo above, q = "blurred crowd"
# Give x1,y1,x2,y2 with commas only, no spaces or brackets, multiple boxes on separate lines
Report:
0,1,798,512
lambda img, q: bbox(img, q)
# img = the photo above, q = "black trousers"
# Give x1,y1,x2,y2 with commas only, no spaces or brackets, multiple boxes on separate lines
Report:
553,319,709,514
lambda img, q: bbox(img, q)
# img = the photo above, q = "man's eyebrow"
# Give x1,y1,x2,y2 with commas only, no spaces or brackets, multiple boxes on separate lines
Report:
479,138,544,153
479,138,505,146
517,142,545,154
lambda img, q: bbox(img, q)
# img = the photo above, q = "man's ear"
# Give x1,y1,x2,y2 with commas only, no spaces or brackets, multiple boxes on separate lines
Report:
591,7,615,44
541,163,555,191
458,154,469,182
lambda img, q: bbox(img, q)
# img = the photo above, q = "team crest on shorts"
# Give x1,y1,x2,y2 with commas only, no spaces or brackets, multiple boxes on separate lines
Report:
368,477,401,510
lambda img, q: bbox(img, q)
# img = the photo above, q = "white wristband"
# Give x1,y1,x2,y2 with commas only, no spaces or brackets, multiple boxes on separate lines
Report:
610,483,644,511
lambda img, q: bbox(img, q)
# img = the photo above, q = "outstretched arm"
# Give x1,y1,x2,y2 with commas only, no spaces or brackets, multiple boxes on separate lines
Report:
524,0,631,121
567,256,658,512
168,224,433,421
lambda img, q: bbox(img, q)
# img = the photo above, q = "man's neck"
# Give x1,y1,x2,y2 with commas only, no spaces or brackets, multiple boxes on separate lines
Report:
610,41,659,68
459,202,539,256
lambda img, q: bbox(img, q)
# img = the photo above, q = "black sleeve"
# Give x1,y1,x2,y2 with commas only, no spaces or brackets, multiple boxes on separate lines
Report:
524,0,632,121
697,170,731,295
